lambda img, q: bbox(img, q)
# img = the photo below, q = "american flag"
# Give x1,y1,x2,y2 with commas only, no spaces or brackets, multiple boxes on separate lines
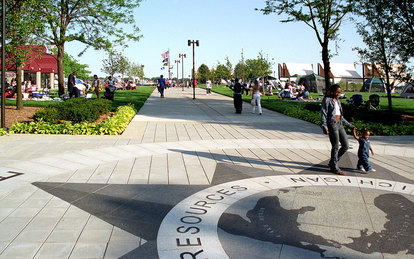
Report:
161,50,169,59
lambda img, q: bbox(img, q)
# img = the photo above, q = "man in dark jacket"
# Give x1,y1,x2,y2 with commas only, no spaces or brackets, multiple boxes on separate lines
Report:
67,71,77,98
230,78,244,114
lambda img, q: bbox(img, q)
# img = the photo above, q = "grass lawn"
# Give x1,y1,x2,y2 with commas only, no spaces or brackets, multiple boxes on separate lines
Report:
200,84,414,135
204,84,414,114
4,86,156,111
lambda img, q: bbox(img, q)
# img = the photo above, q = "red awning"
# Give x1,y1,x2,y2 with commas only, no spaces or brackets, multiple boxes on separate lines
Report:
2,45,58,74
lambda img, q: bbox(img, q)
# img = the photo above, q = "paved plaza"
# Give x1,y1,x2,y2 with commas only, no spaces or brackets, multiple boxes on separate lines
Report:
0,87,413,258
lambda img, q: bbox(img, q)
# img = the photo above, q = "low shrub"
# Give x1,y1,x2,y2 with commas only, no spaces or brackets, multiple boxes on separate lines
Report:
0,128,7,136
210,85,413,136
9,104,136,135
32,107,60,123
352,120,414,136
33,98,112,123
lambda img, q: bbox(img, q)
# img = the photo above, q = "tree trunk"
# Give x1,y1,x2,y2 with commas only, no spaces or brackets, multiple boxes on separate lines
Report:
384,64,392,112
322,42,331,90
57,44,65,96
16,66,23,110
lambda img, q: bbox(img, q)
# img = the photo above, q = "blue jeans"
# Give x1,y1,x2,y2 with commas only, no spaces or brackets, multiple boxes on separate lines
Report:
159,87,164,97
357,152,372,171
328,122,349,171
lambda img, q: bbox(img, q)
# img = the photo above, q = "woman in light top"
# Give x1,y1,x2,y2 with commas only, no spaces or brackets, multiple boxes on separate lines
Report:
251,80,263,115
321,84,355,175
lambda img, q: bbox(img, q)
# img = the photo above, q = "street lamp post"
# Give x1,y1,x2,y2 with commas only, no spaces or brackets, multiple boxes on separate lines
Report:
175,60,180,86
188,40,199,99
1,0,6,129
179,53,186,90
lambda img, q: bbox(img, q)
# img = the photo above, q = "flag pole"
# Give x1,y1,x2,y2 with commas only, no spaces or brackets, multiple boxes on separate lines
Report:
168,48,170,80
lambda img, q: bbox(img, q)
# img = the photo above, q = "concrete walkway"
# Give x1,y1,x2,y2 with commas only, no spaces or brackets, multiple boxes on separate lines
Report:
0,87,413,258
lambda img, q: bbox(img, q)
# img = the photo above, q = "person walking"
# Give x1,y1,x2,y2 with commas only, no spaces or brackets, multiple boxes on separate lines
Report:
251,80,263,115
321,84,355,175
157,75,166,98
67,71,76,98
93,75,100,99
229,78,244,114
206,77,212,95
353,127,376,173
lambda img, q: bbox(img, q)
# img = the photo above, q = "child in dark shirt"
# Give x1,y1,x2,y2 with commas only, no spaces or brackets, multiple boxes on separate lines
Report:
353,127,375,173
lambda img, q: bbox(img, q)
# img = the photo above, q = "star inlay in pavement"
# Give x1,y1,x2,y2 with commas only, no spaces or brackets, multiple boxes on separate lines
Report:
33,154,414,258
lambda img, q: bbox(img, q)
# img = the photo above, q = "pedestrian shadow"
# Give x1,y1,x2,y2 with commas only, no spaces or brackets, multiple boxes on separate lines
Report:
169,149,370,175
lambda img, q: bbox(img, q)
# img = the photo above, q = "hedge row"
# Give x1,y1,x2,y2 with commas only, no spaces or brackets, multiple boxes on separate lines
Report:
33,98,112,123
210,86,414,136
9,105,136,135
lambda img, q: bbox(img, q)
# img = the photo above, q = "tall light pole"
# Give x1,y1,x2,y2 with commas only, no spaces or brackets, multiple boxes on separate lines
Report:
188,40,199,99
1,0,6,129
175,60,180,85
179,53,186,90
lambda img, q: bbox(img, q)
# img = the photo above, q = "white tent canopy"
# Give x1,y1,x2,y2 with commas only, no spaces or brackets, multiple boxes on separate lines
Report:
330,63,362,79
284,63,314,76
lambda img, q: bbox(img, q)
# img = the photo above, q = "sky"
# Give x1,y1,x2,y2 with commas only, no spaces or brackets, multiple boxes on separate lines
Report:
65,0,366,79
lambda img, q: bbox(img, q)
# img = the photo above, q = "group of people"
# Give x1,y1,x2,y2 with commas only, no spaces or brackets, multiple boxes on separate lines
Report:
68,71,118,101
3,78,37,99
156,76,377,176
229,78,263,115
156,75,196,98
280,82,310,100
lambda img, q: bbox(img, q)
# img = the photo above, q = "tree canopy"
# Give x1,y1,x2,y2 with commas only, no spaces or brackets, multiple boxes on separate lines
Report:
101,51,121,77
245,52,273,79
234,50,248,82
197,64,210,83
259,0,352,88
214,64,232,81
6,0,44,109
62,53,91,80
34,0,142,95
353,0,413,112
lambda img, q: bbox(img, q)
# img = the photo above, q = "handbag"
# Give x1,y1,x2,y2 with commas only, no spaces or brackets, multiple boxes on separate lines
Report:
251,99,256,106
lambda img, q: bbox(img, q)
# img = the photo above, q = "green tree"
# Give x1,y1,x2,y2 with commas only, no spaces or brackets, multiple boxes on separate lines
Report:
210,67,216,83
101,51,120,77
197,64,210,83
225,56,233,78
35,0,142,95
245,52,272,79
215,64,231,81
128,63,144,81
259,0,353,88
62,52,91,80
117,54,130,82
354,0,413,112
6,0,43,110
234,50,248,82
388,0,414,61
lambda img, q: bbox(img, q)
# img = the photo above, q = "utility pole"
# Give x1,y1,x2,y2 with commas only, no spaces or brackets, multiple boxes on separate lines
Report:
179,53,186,91
187,40,199,99
1,0,6,129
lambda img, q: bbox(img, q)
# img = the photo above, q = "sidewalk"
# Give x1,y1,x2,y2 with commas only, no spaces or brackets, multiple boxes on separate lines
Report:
0,87,413,258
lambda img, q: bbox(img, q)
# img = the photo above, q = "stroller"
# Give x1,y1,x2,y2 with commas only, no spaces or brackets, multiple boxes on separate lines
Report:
105,85,115,101
349,94,364,107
